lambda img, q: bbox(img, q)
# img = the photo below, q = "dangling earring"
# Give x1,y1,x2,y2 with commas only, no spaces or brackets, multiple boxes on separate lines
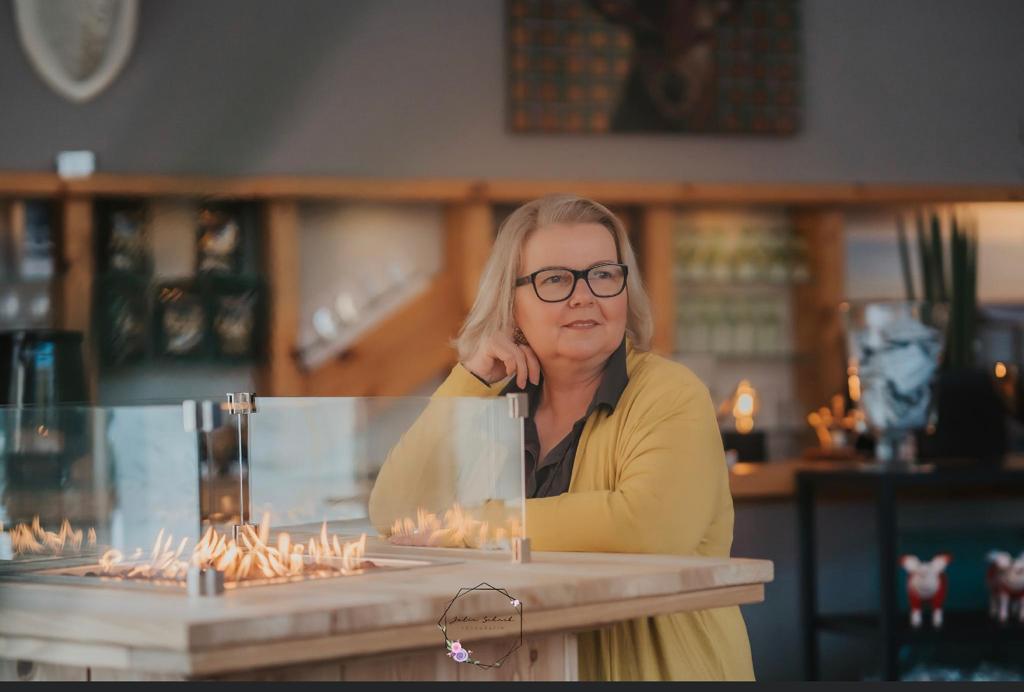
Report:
513,326,529,346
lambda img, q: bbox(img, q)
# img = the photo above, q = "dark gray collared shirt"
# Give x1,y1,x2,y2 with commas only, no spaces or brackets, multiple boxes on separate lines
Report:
500,339,630,499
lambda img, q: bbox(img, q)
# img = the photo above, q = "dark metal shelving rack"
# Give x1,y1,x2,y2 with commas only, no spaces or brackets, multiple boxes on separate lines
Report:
797,464,1024,681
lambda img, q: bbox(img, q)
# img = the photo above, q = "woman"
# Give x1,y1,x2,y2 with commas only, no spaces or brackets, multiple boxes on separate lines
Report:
369,194,753,681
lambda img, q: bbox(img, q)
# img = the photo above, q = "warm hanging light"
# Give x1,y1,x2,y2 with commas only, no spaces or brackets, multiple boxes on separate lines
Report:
718,379,760,434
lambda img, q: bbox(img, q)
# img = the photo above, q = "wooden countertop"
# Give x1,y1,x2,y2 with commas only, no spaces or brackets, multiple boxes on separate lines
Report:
729,454,1024,501
0,536,773,677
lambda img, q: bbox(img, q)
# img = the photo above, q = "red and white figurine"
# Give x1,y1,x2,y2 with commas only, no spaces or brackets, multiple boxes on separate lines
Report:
986,551,1024,624
900,553,951,628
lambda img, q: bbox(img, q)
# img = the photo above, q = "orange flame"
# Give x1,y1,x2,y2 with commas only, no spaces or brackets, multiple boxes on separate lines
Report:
5,516,97,556
385,503,521,549
97,513,368,583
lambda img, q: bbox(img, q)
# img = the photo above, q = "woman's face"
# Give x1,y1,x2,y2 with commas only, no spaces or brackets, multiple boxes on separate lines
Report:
513,222,628,366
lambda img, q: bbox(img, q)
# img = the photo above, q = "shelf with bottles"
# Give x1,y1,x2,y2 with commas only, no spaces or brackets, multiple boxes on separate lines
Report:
91,197,267,369
675,293,798,359
0,198,57,331
673,223,811,288
670,209,811,365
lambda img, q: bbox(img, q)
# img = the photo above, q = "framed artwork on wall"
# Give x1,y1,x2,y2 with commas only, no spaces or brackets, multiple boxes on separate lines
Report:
506,0,801,135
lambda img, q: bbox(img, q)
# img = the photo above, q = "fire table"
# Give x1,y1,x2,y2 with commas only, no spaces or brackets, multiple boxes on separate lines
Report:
0,394,772,680
0,534,771,681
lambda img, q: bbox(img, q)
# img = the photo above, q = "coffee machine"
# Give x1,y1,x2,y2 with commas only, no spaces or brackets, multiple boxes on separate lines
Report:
0,329,89,523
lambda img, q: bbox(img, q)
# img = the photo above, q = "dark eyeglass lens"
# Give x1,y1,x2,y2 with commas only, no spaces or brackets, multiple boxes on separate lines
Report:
587,265,625,296
534,269,575,301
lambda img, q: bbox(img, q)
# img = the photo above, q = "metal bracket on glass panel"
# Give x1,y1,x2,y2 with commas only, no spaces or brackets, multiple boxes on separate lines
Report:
186,565,225,597
511,536,531,564
506,392,528,419
183,398,223,532
182,399,221,434
227,392,257,540
226,392,258,416
506,393,531,563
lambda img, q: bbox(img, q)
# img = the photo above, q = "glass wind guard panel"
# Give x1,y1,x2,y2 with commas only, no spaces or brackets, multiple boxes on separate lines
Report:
0,394,526,592
248,396,525,553
0,403,200,581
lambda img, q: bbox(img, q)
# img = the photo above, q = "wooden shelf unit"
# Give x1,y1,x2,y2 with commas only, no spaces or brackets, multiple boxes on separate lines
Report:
3,172,1022,402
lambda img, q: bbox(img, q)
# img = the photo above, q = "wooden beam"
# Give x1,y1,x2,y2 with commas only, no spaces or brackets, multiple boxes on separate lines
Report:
443,201,495,312
256,200,305,396
62,175,264,199
62,175,477,202
484,181,1024,205
57,196,97,401
639,205,676,355
0,171,1009,206
0,172,62,196
791,209,847,414
481,180,684,205
241,178,478,202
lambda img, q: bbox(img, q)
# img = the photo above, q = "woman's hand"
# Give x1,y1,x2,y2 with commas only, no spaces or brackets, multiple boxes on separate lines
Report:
462,330,541,389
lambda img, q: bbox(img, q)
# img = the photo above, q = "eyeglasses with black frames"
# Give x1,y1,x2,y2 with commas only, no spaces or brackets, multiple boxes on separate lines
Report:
514,262,628,303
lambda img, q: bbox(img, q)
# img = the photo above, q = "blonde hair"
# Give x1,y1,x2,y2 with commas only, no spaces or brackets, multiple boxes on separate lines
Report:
455,194,654,361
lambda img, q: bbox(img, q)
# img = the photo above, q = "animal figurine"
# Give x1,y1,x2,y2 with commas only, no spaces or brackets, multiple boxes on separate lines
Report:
900,554,951,628
987,551,1024,624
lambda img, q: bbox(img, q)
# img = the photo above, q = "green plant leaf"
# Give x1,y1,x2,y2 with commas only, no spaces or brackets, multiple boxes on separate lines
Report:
930,212,947,303
916,213,934,303
896,215,916,301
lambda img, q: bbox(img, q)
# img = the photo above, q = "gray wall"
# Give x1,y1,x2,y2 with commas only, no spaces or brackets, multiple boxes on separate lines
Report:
1,0,1023,182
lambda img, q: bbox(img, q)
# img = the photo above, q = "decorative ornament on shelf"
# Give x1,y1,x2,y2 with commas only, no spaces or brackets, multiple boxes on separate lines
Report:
986,551,1024,624
104,203,150,275
209,277,263,361
196,205,243,275
840,299,947,465
900,553,952,629
804,393,866,460
97,273,148,366
154,281,206,359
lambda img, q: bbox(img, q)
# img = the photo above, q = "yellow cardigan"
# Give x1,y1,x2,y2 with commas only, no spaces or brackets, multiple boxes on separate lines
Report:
368,341,754,681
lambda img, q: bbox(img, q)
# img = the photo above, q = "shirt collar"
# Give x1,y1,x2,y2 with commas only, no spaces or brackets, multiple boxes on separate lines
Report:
499,337,629,416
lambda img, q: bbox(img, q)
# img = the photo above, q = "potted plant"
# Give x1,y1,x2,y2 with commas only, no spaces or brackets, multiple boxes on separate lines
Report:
897,211,1007,466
